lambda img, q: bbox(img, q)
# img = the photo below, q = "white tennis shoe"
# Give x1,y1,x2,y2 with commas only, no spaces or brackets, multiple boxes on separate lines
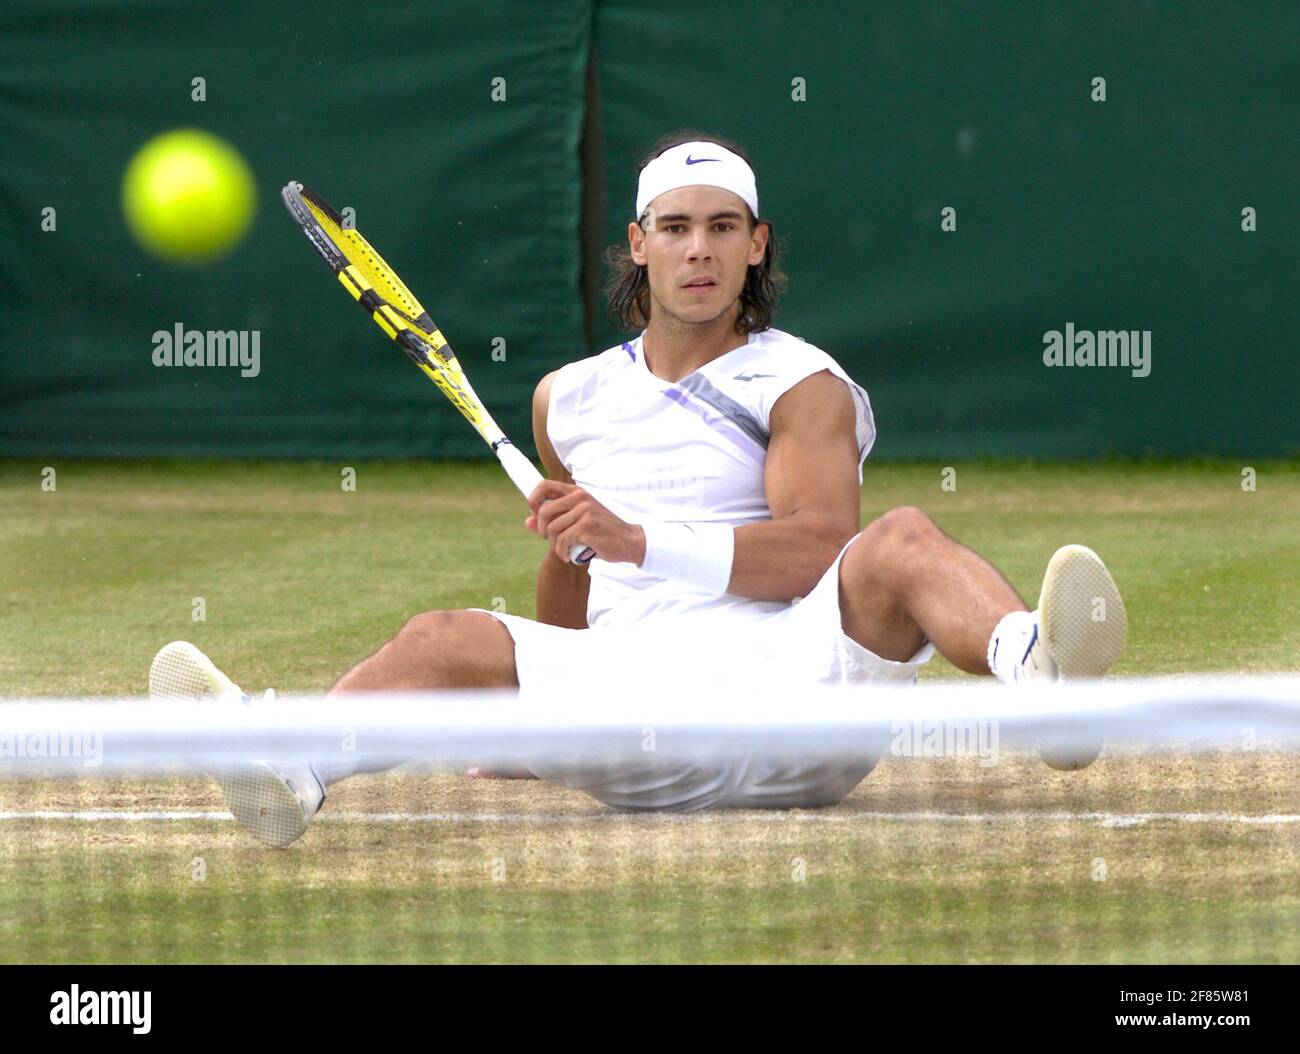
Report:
149,641,324,848
1016,545,1128,770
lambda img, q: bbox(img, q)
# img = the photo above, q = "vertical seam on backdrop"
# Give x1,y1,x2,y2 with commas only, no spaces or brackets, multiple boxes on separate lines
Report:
578,1,605,352
546,0,592,366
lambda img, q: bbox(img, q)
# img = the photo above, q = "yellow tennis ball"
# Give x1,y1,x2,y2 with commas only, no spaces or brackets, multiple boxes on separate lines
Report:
122,129,256,264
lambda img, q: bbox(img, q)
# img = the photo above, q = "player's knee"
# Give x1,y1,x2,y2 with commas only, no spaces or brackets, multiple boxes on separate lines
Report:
847,506,939,589
387,609,474,676
871,505,938,544
393,609,457,652
389,609,516,687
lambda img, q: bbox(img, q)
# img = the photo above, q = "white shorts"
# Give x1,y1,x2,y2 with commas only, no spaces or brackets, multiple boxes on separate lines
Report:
471,532,933,810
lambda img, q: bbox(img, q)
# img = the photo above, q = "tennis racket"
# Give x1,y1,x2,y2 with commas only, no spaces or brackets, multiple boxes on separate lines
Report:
281,181,594,565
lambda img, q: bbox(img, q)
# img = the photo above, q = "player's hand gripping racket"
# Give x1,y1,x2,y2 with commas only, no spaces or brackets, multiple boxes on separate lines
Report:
281,181,594,565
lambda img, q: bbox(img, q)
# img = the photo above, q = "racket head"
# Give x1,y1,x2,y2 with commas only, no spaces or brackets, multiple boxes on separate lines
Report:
281,181,435,332
281,179,502,434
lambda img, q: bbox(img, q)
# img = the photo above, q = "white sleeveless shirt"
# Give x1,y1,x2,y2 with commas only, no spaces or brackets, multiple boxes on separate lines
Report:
547,327,876,629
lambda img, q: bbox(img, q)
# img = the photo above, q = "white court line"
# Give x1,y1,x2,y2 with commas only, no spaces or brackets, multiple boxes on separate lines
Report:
1,809,1299,828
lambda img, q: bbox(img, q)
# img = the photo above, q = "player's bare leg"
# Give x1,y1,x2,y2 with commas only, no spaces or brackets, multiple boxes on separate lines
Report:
838,506,1025,673
328,609,532,779
330,609,519,692
838,506,1126,688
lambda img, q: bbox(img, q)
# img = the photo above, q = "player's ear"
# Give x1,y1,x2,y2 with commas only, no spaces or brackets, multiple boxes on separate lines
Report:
748,221,769,267
628,220,647,266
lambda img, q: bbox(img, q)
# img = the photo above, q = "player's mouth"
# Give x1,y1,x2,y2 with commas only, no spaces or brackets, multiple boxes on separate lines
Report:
682,275,719,294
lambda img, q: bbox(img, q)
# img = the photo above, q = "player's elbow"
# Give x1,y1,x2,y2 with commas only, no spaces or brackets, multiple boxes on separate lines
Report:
790,517,858,598
815,514,859,558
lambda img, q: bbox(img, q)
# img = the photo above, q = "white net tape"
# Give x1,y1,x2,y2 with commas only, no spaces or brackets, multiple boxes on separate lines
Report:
1,675,1297,776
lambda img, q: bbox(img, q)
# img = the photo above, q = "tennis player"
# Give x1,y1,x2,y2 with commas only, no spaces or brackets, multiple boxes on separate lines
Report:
153,133,1126,847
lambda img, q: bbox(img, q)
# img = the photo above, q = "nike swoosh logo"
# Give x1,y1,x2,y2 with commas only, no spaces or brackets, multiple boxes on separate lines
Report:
685,155,721,165
733,372,776,382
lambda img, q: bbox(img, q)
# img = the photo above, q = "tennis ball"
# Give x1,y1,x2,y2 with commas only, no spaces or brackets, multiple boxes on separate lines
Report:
122,129,257,264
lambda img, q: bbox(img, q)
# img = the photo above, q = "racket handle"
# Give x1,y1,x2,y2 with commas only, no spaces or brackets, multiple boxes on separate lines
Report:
495,442,596,565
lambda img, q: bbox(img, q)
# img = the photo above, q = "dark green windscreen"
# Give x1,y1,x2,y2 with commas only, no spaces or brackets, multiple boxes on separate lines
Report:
3,1,1295,459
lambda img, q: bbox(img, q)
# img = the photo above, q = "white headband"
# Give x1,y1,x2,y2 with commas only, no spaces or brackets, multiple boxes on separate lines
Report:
635,141,759,222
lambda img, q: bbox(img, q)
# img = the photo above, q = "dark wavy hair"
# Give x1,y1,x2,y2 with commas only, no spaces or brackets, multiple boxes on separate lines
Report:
604,131,786,334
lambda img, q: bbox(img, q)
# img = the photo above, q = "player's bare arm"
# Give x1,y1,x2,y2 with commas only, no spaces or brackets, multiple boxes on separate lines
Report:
530,370,591,630
732,369,860,599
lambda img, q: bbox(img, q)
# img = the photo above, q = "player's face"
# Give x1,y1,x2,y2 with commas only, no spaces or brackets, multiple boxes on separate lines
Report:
629,185,769,326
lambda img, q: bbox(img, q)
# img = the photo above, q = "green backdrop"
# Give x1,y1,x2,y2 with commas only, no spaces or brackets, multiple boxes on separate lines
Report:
3,1,1296,460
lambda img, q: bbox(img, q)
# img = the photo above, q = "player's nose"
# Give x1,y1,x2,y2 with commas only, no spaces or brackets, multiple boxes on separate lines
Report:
686,229,712,259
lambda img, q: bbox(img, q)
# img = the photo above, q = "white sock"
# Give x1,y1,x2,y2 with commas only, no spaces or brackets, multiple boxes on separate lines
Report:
987,609,1037,684
310,756,356,789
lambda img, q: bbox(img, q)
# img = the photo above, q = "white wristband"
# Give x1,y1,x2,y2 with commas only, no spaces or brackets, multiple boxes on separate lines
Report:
639,521,735,594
